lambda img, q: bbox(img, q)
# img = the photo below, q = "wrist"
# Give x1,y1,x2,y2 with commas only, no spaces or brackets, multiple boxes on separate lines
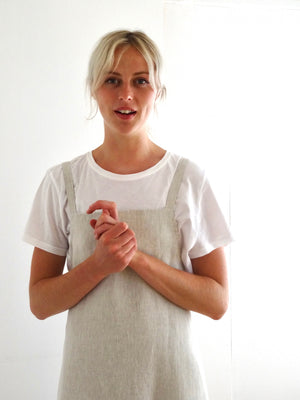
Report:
130,250,147,272
81,254,109,284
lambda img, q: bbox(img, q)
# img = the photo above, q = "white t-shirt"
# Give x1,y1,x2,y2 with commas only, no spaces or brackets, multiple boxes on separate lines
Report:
23,151,233,273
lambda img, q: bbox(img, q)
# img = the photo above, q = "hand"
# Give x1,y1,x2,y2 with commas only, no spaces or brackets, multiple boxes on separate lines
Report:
90,210,118,240
87,200,137,276
87,200,118,219
87,200,119,239
91,221,137,276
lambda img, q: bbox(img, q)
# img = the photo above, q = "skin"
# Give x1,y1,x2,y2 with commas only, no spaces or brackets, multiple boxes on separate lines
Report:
29,46,229,321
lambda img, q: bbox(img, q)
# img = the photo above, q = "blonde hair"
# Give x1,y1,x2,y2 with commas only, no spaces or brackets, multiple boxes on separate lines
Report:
86,30,166,101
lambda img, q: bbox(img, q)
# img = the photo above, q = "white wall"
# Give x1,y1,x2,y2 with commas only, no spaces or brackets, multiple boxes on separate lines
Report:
163,1,300,400
0,1,164,399
2,1,300,399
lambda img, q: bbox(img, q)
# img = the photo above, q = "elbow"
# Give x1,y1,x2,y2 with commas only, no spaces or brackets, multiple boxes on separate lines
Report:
210,297,229,320
30,305,48,320
194,299,228,320
29,298,51,320
213,283,229,320
211,308,227,320
29,285,53,320
34,313,48,321
207,286,229,320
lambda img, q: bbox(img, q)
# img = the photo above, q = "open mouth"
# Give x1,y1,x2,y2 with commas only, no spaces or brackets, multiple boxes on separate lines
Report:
115,109,136,116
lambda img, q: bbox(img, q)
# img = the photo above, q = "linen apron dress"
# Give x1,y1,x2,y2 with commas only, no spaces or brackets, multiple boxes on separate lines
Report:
57,158,208,400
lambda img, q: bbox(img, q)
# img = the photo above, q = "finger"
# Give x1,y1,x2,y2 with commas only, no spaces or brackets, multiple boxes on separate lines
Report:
121,239,137,264
94,223,115,240
113,236,137,259
90,219,97,229
114,228,135,248
87,200,118,220
94,212,118,229
101,221,129,241
90,210,117,231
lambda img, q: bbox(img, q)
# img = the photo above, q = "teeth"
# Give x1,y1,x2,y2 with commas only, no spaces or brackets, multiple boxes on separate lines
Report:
118,110,134,114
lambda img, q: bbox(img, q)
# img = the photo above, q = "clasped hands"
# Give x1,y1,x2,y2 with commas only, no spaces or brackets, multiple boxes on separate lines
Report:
86,200,137,275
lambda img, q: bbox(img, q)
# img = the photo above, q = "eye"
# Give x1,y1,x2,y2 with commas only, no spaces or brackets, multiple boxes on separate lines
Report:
104,77,120,86
135,78,150,86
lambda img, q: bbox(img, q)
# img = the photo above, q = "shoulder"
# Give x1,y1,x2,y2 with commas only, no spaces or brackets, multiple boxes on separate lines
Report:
183,157,206,182
171,154,207,195
167,152,205,175
163,152,207,194
44,152,89,188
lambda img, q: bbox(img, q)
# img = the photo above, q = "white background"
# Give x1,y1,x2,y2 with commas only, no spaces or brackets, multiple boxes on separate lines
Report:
1,0,300,399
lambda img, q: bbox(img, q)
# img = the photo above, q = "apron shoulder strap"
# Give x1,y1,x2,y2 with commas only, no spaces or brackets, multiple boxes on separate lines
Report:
62,162,77,216
165,158,188,209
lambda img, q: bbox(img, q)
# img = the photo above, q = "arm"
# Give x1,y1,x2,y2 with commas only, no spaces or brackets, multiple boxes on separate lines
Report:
29,248,103,320
29,202,136,320
90,202,229,320
129,247,228,320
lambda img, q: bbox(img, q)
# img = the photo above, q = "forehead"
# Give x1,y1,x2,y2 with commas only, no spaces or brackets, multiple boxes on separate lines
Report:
111,45,149,73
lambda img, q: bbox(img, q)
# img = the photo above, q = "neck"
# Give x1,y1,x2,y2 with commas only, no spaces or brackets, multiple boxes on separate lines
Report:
92,135,166,174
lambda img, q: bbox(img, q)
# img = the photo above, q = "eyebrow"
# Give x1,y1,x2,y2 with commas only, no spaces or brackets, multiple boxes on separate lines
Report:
108,71,149,76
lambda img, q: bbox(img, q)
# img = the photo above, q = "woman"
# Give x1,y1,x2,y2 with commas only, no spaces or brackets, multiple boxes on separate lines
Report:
24,30,233,399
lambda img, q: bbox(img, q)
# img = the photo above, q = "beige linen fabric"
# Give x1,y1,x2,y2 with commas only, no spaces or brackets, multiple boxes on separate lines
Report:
57,159,207,400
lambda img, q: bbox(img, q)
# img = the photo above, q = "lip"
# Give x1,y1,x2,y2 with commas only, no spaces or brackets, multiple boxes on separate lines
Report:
114,107,137,120
115,107,136,112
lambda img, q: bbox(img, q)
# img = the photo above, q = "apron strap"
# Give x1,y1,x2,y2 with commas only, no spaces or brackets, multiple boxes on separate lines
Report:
62,162,77,216
61,157,187,215
165,158,188,209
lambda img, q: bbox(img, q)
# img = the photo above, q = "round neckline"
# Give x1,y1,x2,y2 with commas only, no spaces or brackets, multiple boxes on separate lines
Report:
87,151,171,181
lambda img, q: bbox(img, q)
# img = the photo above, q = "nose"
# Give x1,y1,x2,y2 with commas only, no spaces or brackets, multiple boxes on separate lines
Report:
118,83,133,101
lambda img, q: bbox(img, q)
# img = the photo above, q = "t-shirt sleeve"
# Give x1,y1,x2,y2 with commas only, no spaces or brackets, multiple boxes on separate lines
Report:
176,160,233,272
23,166,69,256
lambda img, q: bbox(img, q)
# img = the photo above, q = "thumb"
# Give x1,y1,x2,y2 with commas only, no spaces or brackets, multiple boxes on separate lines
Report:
89,219,97,229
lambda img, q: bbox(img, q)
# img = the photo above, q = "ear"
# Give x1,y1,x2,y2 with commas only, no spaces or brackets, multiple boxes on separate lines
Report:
155,89,161,101
155,85,166,102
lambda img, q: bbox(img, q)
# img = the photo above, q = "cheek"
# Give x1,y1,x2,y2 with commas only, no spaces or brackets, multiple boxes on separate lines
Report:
95,95,112,115
95,88,111,106
96,100,105,116
143,92,157,111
